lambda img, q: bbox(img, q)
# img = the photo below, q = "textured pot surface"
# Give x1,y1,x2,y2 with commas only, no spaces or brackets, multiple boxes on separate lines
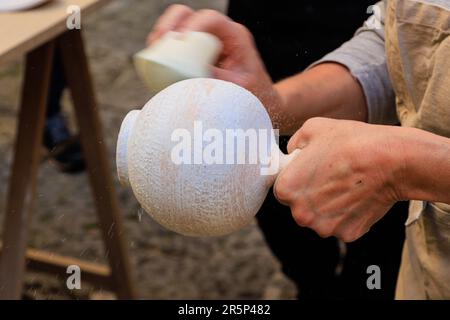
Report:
123,78,276,236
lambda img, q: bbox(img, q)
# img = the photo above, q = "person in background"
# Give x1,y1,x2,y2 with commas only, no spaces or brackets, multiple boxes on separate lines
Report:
148,1,408,299
224,1,408,299
44,51,85,174
148,0,450,299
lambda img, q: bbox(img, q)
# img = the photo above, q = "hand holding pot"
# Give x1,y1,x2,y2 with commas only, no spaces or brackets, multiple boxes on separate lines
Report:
275,117,405,242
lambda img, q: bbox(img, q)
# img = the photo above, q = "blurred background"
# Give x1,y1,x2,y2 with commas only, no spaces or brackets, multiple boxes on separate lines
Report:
0,0,297,299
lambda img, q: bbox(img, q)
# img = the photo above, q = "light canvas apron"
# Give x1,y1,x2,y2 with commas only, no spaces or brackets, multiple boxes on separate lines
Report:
385,0,450,299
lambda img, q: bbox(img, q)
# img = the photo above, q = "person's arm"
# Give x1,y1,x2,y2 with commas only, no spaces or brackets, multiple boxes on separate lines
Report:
273,117,450,243
147,4,450,243
272,63,368,134
398,128,450,204
272,1,397,133
147,3,393,135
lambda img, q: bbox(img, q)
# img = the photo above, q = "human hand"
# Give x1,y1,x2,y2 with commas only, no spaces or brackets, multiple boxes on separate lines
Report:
147,5,284,122
274,118,406,242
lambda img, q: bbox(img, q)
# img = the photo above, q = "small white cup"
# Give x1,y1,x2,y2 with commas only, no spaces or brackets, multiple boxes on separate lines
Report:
134,31,222,92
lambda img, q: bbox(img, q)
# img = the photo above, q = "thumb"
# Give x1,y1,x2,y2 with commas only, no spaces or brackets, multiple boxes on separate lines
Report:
287,126,312,154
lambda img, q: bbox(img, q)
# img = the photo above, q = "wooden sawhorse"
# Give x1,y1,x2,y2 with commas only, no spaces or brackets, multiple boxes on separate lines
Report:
0,29,137,299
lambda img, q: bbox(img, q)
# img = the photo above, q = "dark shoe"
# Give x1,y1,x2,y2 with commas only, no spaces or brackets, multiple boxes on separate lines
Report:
43,113,86,174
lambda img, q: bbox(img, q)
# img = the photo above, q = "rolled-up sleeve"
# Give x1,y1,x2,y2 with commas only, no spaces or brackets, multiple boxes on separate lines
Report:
308,1,398,124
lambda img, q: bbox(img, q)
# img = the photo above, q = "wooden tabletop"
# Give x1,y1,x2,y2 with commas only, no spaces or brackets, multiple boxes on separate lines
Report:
0,0,109,65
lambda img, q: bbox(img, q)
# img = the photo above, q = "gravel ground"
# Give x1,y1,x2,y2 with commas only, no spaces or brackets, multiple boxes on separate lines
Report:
0,0,296,299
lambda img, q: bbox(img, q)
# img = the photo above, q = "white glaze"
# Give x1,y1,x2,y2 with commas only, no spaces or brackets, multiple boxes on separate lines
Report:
117,78,298,236
116,110,140,187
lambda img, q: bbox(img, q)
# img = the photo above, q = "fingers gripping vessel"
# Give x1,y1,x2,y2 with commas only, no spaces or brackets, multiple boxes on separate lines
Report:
116,78,298,236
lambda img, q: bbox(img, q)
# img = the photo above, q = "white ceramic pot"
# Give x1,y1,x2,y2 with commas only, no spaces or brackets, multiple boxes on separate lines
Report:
117,78,298,236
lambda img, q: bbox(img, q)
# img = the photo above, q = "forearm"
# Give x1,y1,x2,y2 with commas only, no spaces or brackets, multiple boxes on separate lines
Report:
269,1,396,136
395,127,450,204
272,63,368,135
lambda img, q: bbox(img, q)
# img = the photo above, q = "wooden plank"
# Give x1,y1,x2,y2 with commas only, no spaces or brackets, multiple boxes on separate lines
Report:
0,242,113,289
25,248,113,289
0,41,55,300
0,0,110,65
57,30,138,299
